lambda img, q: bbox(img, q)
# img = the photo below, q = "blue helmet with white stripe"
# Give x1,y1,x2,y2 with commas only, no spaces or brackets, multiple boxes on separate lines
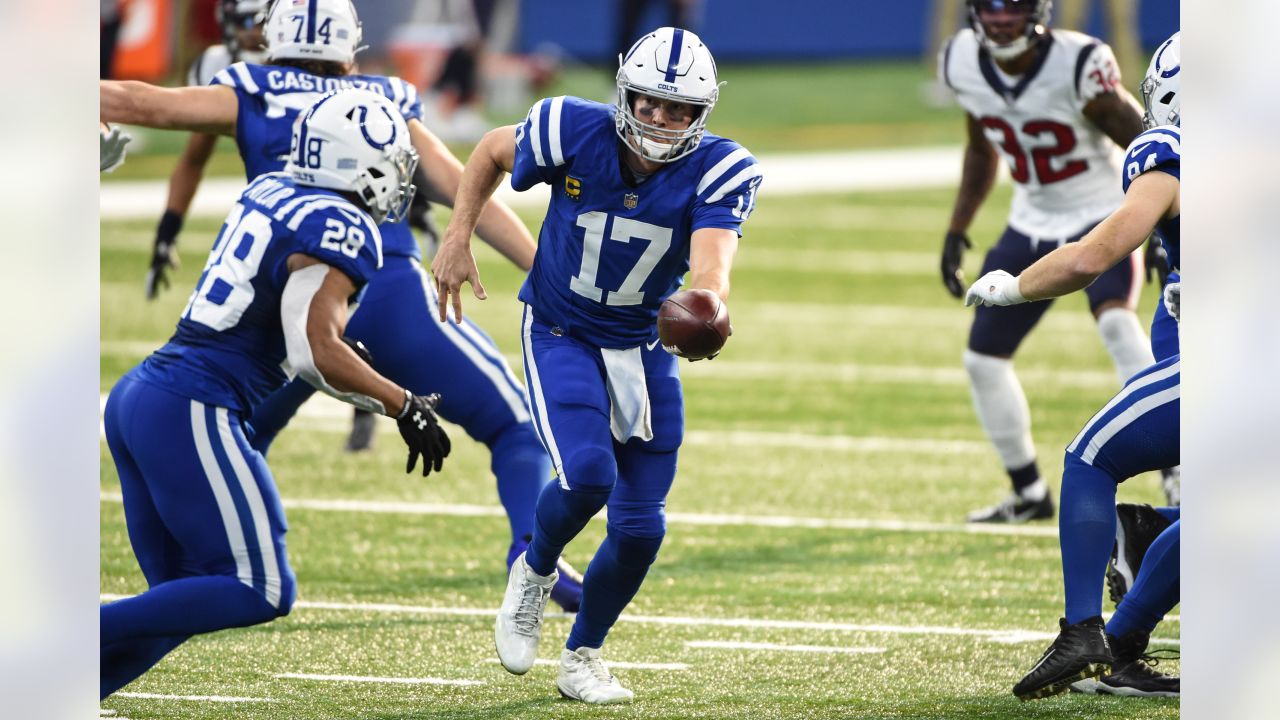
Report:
616,27,720,163
265,0,362,66
285,89,419,225
1141,32,1181,129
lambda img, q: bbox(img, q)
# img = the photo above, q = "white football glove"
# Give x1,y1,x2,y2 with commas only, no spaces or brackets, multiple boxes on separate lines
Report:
1163,280,1180,322
964,270,1027,307
100,124,132,173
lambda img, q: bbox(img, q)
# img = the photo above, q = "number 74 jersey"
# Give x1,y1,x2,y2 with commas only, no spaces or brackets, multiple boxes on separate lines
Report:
940,28,1125,239
511,96,761,349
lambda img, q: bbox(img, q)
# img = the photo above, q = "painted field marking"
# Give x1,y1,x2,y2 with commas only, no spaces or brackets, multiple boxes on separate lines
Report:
113,692,272,703
687,640,885,654
483,658,688,671
274,673,483,687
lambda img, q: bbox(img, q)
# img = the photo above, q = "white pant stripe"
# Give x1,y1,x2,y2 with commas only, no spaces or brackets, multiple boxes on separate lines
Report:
189,400,254,591
521,305,567,488
1067,359,1181,454
1080,384,1180,465
215,408,283,609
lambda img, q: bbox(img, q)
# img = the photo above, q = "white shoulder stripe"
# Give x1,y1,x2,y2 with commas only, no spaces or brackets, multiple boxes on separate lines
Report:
697,148,753,195
388,78,405,107
284,198,362,230
548,96,566,166
211,67,236,88
529,99,546,167
706,164,763,204
403,82,419,116
1140,131,1181,155
230,62,259,94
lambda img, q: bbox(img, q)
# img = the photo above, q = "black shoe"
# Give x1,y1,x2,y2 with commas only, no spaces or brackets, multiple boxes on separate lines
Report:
1013,617,1113,700
967,492,1054,523
1106,504,1173,605
1072,631,1180,697
344,408,378,453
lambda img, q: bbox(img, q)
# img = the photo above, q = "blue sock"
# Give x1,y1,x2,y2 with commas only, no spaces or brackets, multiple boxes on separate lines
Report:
1060,453,1119,624
489,424,553,544
1107,520,1180,638
567,527,664,650
525,482,610,577
1155,506,1180,523
102,575,283,646
101,635,187,699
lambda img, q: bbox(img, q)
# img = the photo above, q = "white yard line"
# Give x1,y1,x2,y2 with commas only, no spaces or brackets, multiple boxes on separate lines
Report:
99,594,1178,647
274,673,483,686
113,692,273,703
483,658,688,671
687,640,885,654
99,491,1057,538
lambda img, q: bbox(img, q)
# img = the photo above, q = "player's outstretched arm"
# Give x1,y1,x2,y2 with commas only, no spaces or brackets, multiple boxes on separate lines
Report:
146,132,220,299
408,120,536,271
966,171,1178,306
431,124,519,323
100,81,237,136
941,113,999,298
689,228,739,301
281,254,451,476
1083,89,1145,149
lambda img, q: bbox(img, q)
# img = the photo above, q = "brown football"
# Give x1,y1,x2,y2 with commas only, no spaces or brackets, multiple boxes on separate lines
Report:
657,289,731,360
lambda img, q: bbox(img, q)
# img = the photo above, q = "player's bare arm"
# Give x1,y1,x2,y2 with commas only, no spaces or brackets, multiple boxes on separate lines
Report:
146,132,220,299
1082,89,1145,149
100,81,238,136
941,112,1000,297
431,124,519,322
408,120,536,272
689,228,739,301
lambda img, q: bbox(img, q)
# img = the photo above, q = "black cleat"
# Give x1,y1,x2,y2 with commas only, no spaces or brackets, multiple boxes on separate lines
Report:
344,408,378,452
1013,617,1113,700
1072,631,1180,697
1106,504,1173,605
967,492,1054,523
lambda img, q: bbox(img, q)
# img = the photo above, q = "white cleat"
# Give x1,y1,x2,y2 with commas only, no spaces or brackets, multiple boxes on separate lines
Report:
495,551,557,675
556,647,635,705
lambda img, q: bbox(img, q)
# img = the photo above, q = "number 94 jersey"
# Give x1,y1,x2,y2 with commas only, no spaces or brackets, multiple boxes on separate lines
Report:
512,96,762,349
941,29,1125,239
137,173,383,413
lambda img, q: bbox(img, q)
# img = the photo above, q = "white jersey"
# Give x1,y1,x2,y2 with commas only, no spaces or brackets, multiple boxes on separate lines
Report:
188,45,234,87
940,29,1126,239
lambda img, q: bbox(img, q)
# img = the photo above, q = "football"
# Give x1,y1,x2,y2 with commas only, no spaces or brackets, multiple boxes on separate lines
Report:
657,289,731,360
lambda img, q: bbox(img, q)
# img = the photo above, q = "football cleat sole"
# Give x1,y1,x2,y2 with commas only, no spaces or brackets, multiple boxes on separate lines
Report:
1017,662,1110,701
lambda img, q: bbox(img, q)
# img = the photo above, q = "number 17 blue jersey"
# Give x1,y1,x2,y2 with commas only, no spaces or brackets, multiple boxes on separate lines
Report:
512,97,762,348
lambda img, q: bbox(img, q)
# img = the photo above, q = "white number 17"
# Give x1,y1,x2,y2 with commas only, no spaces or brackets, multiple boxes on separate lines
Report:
569,211,672,306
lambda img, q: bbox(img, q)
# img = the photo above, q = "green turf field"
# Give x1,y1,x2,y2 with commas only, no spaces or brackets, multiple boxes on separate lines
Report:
100,62,1178,719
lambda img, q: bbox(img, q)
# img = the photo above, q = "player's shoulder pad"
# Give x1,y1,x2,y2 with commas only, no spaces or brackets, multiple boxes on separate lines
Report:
693,136,762,205
189,44,233,87
1123,126,1181,190
210,61,269,95
275,190,384,270
939,29,977,87
520,96,612,169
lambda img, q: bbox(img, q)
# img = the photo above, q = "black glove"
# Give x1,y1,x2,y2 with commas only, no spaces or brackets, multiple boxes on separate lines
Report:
941,231,972,299
146,211,184,300
395,392,451,477
341,337,375,366
1144,235,1171,286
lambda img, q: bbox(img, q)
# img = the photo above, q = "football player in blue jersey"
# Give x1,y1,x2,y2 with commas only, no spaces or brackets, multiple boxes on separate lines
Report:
966,32,1181,700
99,0,586,611
432,27,762,704
99,89,452,699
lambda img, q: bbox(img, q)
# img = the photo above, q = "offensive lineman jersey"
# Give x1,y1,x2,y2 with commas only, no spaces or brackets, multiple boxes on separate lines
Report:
1123,125,1181,270
210,61,423,259
512,96,762,349
134,173,383,412
941,29,1126,238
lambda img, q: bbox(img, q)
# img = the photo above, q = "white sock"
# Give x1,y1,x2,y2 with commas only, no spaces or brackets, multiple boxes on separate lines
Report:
963,350,1037,471
1020,478,1048,502
1097,307,1155,384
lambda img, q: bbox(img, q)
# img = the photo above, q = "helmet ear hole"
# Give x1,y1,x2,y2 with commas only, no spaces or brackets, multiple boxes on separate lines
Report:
367,166,385,179
1160,92,1175,105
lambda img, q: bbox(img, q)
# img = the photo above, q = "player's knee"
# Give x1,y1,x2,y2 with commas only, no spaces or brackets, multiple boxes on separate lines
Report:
561,445,618,492
605,524,666,570
274,579,297,618
963,349,1010,379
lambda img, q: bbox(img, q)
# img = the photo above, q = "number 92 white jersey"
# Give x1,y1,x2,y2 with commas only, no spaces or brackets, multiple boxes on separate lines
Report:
940,29,1125,239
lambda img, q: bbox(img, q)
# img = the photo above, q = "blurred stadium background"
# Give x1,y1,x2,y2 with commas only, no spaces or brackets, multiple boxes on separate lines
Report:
100,1,1181,718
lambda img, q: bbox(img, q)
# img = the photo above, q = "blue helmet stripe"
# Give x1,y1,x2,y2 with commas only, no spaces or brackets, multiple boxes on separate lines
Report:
665,28,684,83
306,0,318,44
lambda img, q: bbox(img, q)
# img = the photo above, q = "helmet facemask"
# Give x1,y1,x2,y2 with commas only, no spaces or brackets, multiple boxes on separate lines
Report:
612,27,721,164
614,84,716,164
355,145,419,225
968,0,1052,62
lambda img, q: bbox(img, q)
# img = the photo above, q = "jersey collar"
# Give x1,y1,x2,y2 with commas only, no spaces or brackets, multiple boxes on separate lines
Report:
978,32,1054,104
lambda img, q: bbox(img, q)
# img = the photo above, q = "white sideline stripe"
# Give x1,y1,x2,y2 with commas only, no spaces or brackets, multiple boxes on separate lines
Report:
113,692,272,703
275,673,483,686
99,594,1180,647
687,640,885,654
484,658,688,671
100,492,1058,538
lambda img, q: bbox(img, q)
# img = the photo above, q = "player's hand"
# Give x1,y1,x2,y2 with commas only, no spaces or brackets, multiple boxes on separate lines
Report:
940,231,972,299
430,239,486,324
395,392,451,477
1162,281,1180,322
1144,236,1170,286
100,123,132,173
146,211,184,300
964,270,1027,308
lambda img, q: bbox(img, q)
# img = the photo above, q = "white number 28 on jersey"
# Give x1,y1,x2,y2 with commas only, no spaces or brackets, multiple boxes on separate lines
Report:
183,202,273,331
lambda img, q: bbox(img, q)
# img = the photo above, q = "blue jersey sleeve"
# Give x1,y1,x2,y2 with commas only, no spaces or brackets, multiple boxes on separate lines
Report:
690,141,763,237
286,201,383,289
1122,126,1181,193
384,76,423,123
510,96,610,191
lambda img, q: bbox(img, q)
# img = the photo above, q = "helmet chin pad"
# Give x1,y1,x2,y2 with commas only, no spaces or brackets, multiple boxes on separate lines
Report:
985,35,1031,61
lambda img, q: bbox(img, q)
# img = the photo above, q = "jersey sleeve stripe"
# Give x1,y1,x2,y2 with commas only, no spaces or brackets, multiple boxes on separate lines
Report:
529,99,547,167
388,78,405,108
548,96,566,166
365,220,383,268
229,62,259,94
281,198,361,230
696,147,753,195
1073,42,1100,98
1133,130,1181,156
211,66,237,88
705,164,763,204
402,82,419,117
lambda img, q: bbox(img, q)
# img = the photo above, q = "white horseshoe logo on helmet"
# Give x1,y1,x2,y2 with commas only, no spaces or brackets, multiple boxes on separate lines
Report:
349,105,398,149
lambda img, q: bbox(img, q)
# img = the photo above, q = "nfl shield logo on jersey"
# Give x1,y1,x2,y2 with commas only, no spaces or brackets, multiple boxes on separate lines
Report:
623,193,638,209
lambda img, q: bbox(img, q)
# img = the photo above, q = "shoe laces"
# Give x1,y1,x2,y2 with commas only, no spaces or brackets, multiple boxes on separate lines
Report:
578,654,616,685
511,578,549,636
